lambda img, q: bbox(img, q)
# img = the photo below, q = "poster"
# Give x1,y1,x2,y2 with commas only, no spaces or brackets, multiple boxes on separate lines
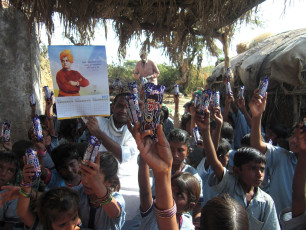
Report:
48,45,110,119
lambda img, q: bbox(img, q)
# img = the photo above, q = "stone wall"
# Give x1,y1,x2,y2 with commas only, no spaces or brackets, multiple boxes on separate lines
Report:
0,7,43,142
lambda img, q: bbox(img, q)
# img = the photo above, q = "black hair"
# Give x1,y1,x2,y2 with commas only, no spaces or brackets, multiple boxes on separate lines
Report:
216,138,231,157
183,102,192,110
201,193,249,230
233,147,266,169
100,152,119,192
171,172,201,212
12,140,34,169
38,115,47,126
241,133,251,147
268,124,289,139
112,92,129,105
168,128,192,148
59,119,78,140
180,113,191,131
0,151,19,180
37,187,80,230
51,144,80,170
161,106,169,120
221,122,234,143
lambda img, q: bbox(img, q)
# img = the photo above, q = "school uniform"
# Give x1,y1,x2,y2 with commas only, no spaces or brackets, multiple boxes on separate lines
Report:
264,144,297,216
209,168,281,230
139,202,194,230
279,208,306,230
77,186,126,230
196,157,218,206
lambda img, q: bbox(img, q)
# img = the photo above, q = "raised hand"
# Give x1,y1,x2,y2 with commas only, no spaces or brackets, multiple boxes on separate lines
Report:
249,88,267,118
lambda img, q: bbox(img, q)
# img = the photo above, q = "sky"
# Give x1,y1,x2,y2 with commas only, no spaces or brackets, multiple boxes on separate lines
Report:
41,0,306,66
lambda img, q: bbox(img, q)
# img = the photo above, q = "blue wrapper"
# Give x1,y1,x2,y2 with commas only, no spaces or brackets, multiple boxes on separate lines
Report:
225,67,233,82
213,91,220,108
140,76,150,86
33,115,43,142
141,84,166,141
193,92,201,108
83,136,101,163
29,94,35,105
238,86,245,99
193,127,203,145
174,84,180,96
200,90,212,115
258,76,269,97
1,121,10,142
25,148,41,182
226,81,232,95
126,93,141,124
128,81,139,97
43,86,51,100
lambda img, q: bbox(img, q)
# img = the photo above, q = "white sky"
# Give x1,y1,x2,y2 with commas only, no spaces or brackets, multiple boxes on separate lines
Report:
41,0,306,66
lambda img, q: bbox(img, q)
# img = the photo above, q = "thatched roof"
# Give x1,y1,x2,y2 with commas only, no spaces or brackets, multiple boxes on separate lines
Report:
2,0,265,60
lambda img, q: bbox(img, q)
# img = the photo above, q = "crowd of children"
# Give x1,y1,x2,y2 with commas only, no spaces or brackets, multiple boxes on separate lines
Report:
0,74,305,230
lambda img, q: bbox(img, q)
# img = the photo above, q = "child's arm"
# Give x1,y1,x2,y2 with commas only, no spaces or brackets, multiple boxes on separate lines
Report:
173,95,180,129
138,155,153,212
292,125,306,217
222,94,233,122
211,107,223,150
30,102,36,120
236,96,252,127
190,104,196,134
249,89,267,154
45,98,56,137
132,122,178,230
80,154,121,219
195,110,224,180
17,163,36,228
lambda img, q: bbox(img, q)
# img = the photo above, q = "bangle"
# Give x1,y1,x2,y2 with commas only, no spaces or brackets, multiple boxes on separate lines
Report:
99,194,113,206
37,148,47,156
153,199,177,218
19,188,32,198
21,181,34,187
90,188,113,207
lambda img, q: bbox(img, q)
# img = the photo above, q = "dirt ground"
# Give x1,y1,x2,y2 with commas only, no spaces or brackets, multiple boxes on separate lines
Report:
163,93,192,118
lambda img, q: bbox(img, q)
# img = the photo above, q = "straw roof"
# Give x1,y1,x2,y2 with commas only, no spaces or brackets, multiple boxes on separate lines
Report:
2,0,265,59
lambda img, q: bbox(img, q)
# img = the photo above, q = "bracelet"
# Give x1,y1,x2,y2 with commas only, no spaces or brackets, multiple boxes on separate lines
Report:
153,199,177,218
20,181,34,187
99,194,113,206
37,148,47,156
19,188,32,198
91,188,113,206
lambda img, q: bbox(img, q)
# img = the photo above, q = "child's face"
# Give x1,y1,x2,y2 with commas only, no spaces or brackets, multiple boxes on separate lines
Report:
51,208,80,230
0,161,17,187
170,141,188,171
172,184,189,213
218,152,229,167
42,129,51,146
57,159,79,182
236,161,265,189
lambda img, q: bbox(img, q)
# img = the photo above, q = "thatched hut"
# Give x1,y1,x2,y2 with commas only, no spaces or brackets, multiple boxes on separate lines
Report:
207,29,306,129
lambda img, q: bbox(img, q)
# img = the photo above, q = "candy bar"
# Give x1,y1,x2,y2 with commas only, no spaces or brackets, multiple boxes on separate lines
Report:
258,76,269,97
43,86,51,100
126,93,141,124
25,148,41,182
238,86,245,99
213,91,220,108
83,136,101,163
1,121,10,142
193,127,203,145
200,89,212,115
33,115,43,142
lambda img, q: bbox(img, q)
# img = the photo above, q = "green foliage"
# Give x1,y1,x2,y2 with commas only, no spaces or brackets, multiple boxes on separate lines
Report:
107,61,136,86
157,64,181,92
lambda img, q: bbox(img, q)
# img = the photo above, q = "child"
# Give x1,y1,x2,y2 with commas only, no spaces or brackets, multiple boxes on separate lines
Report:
249,89,300,215
43,144,82,189
17,185,81,230
195,109,280,230
78,151,126,229
132,122,194,230
200,193,250,230
0,151,22,229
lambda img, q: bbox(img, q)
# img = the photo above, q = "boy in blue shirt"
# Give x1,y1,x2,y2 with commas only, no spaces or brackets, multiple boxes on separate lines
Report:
249,89,299,216
195,108,280,230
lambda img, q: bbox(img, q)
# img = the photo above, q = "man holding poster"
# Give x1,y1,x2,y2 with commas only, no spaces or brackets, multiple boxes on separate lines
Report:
56,49,90,97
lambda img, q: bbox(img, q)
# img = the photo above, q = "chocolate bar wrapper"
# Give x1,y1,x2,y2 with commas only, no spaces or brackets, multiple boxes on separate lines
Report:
238,86,245,99
258,76,269,98
174,84,180,96
25,148,41,182
193,127,203,145
1,121,10,142
226,81,232,95
29,94,35,105
200,89,212,115
126,93,141,124
43,86,51,100
83,136,101,163
33,115,43,142
128,81,139,98
225,67,233,82
193,92,201,108
213,91,220,108
141,84,166,141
